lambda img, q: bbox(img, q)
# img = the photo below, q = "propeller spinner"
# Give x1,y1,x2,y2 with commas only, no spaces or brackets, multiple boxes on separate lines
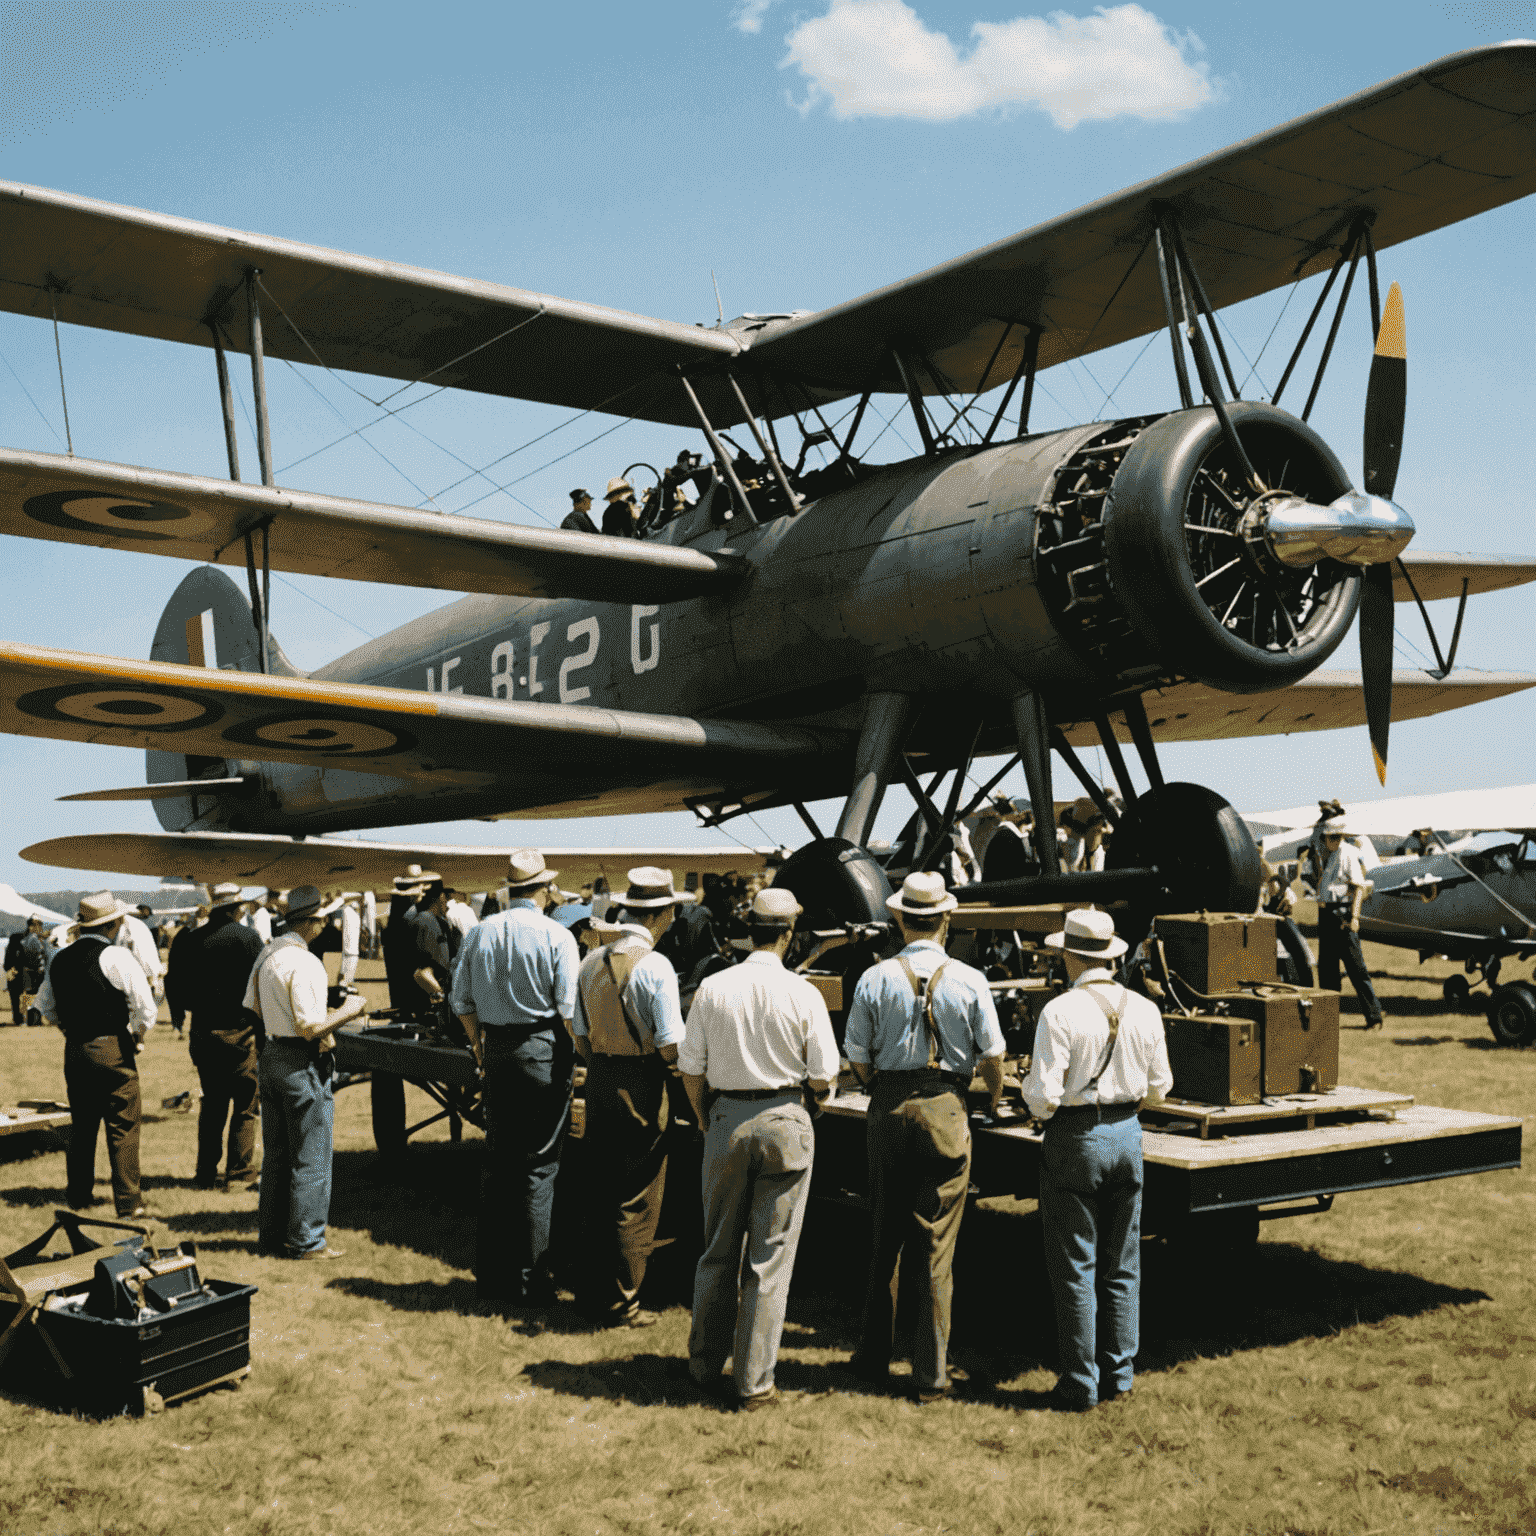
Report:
1243,282,1411,783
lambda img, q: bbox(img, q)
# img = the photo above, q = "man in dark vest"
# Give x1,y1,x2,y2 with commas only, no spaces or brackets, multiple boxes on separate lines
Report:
571,867,689,1326
180,882,266,1188
35,892,159,1216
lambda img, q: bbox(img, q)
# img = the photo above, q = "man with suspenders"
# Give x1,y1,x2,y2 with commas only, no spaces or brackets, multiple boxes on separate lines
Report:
844,872,1006,1403
571,867,689,1326
1023,908,1173,1410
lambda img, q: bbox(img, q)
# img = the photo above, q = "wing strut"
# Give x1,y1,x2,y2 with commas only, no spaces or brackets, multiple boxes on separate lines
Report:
677,370,755,525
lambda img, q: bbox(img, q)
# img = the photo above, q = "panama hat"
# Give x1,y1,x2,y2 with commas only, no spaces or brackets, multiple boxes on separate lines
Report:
283,886,325,923
392,864,425,893
885,871,958,918
1321,816,1351,836
605,477,635,500
617,867,691,909
209,882,245,910
77,891,130,928
751,888,803,926
506,849,559,891
1044,907,1128,960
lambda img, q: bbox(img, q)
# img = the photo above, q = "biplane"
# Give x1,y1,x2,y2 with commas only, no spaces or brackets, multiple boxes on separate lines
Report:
4,42,1536,942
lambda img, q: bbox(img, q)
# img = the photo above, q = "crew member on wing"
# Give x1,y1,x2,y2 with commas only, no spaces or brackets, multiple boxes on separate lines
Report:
602,478,641,537
561,487,599,536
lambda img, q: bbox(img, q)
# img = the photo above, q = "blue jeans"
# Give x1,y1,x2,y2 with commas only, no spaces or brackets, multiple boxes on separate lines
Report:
1038,1106,1143,1406
689,1093,814,1399
258,1040,335,1256
476,1024,573,1301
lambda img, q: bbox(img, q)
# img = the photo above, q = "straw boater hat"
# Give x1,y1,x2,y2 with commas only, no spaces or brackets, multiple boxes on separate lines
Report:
209,882,245,910
506,849,559,891
283,886,325,923
605,477,635,501
885,871,958,918
1044,908,1128,961
77,891,130,928
1321,816,1350,836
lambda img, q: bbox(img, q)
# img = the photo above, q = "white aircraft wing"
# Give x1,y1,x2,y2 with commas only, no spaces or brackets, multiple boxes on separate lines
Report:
0,449,746,605
0,882,73,925
1250,784,1536,856
1395,551,1536,605
18,831,777,893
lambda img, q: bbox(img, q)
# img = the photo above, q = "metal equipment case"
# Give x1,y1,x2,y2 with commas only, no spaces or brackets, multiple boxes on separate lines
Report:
1163,1014,1263,1106
1156,913,1278,993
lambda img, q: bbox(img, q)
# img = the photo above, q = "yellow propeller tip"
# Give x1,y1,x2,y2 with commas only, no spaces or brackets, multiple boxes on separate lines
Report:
1372,745,1388,786
1375,281,1406,362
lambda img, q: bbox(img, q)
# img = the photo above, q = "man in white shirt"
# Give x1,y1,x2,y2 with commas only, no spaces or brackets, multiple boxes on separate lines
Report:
1022,908,1172,1411
444,890,477,947
681,887,838,1411
244,886,367,1259
243,893,275,945
1315,817,1383,1029
116,907,165,1002
338,896,362,987
572,867,689,1327
36,893,159,1217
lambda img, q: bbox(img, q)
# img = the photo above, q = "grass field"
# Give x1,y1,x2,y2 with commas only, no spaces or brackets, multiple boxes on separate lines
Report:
2,945,1533,1536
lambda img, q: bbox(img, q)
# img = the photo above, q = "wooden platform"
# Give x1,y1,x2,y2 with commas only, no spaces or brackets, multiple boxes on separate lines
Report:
1139,1085,1415,1140
0,1103,70,1140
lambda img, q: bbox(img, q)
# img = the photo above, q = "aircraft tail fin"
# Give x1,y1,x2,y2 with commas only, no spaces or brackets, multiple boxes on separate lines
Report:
146,566,304,832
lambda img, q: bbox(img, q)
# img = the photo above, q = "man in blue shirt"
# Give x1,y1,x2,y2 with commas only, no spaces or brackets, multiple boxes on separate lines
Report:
571,867,689,1326
451,850,580,1307
844,871,1005,1402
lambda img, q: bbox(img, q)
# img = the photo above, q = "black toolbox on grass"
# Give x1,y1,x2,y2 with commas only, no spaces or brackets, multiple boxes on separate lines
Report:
0,1211,255,1416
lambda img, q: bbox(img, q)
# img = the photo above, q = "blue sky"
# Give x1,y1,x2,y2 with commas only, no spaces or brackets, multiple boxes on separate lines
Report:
2,1,1533,891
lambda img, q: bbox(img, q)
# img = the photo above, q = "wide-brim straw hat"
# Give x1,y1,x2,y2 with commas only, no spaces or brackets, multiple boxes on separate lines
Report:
283,885,325,923
1321,816,1351,836
1044,907,1128,960
506,850,559,890
885,871,958,918
605,476,635,501
77,891,130,928
617,866,691,909
209,882,245,909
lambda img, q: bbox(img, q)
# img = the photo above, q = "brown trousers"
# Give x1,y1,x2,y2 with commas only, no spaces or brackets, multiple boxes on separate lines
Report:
64,1032,142,1215
190,1019,260,1181
579,1053,670,1320
858,1075,972,1393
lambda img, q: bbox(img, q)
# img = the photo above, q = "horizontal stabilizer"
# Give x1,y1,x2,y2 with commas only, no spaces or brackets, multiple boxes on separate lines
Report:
0,642,849,811
0,449,746,604
58,777,249,803
1059,667,1536,750
20,830,779,892
1393,550,1536,604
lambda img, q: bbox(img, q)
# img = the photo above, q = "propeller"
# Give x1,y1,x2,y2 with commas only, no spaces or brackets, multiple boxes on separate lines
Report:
1360,282,1407,783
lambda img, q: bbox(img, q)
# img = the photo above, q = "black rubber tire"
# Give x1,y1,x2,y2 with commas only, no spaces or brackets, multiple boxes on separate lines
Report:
1105,782,1263,940
1487,981,1536,1047
1443,974,1471,1011
370,1071,408,1158
1103,402,1360,693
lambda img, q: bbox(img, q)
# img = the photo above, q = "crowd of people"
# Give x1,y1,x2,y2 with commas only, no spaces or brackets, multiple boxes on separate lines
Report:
18,795,1399,1412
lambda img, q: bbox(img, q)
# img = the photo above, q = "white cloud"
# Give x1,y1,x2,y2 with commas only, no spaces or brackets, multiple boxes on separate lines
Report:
782,1,1214,130
731,0,776,34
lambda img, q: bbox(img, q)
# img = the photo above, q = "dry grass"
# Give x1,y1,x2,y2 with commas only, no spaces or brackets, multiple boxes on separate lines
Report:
2,947,1533,1536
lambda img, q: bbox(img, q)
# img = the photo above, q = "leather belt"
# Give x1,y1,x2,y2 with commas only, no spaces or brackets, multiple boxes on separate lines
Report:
1047,1100,1140,1125
716,1086,799,1100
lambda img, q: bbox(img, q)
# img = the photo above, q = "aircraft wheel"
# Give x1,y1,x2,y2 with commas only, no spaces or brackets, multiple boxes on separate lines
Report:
1105,782,1262,945
1442,974,1471,1011
1487,982,1536,1048
371,1071,407,1158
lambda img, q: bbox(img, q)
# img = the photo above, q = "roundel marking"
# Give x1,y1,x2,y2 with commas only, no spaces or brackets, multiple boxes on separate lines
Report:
223,713,413,758
16,683,222,732
24,489,216,543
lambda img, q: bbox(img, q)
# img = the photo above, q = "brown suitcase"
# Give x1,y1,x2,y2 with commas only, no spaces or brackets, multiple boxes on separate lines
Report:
1163,1013,1262,1106
1225,985,1340,1094
1155,913,1278,994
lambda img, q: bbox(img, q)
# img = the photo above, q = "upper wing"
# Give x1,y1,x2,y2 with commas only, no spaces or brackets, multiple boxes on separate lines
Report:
750,43,1536,406
18,830,775,891
0,449,745,604
1058,666,1536,749
8,45,1533,428
1394,551,1536,604
1254,784,1536,844
0,641,848,808
1,181,740,430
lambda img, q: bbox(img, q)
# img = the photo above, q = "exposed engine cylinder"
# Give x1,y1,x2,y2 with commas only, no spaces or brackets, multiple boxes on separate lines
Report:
1035,402,1361,694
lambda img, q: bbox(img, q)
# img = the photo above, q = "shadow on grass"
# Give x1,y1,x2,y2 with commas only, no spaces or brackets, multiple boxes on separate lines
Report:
1390,1033,1503,1051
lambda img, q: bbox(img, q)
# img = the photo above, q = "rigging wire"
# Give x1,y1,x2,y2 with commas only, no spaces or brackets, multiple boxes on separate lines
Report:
272,572,378,640
1093,332,1159,420
48,291,74,455
0,343,65,445
1241,278,1303,398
